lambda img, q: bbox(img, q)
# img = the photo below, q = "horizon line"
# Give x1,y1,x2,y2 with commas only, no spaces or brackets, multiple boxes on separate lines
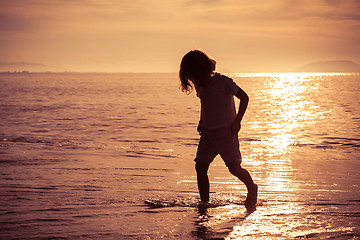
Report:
1,71,359,75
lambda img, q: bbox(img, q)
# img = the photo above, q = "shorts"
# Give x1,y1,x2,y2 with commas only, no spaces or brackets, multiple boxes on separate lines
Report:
194,127,242,167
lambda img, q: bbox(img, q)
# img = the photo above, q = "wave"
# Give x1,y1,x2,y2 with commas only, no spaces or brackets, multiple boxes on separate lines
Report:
144,195,264,209
123,150,175,159
0,136,177,159
144,196,360,210
321,136,360,148
293,136,360,149
115,167,173,172
1,136,53,144
295,230,359,239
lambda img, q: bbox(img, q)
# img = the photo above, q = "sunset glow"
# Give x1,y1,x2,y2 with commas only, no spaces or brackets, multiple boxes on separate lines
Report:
1,0,360,72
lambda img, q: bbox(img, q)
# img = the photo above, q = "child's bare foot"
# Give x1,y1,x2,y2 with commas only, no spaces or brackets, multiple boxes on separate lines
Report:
245,184,258,211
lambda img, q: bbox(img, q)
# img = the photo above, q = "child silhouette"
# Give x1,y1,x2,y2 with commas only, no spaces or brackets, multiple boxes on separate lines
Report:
179,50,258,211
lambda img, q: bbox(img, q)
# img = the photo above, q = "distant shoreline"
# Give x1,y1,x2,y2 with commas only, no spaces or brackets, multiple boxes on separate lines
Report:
1,71,359,75
1,60,360,74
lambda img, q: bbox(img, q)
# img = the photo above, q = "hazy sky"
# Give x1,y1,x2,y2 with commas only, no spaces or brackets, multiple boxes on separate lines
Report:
1,0,359,72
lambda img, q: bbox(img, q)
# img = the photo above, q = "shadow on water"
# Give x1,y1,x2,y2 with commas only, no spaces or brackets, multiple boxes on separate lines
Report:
192,204,253,240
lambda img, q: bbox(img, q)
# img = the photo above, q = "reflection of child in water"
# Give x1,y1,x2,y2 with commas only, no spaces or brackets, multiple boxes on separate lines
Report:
179,50,257,210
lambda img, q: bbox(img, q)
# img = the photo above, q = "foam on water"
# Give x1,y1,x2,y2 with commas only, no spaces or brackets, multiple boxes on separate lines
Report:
144,194,250,209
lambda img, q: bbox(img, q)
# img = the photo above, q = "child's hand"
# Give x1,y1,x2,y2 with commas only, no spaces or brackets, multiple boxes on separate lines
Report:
197,122,202,133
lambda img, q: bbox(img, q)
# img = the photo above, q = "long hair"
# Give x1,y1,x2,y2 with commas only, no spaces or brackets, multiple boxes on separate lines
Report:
179,50,216,94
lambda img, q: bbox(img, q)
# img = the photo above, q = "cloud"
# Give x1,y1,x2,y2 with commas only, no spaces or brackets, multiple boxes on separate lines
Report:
0,12,30,31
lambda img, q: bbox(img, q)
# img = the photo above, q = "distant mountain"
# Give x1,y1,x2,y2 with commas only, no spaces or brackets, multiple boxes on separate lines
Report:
295,60,360,73
0,62,66,72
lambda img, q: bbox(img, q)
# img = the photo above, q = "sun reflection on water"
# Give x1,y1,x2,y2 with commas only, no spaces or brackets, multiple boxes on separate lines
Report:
265,73,321,156
245,73,326,200
224,202,306,239
237,73,331,218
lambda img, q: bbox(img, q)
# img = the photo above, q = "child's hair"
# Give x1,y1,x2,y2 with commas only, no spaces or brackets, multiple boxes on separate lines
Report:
179,50,216,94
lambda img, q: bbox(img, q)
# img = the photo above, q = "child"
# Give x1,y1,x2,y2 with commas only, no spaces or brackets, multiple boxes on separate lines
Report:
179,50,258,211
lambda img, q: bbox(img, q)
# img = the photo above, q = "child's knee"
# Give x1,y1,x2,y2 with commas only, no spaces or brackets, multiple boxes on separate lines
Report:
227,162,243,175
195,162,209,174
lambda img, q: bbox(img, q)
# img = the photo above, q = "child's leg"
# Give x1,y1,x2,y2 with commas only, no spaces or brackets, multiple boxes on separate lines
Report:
195,162,211,203
227,162,255,190
227,162,257,209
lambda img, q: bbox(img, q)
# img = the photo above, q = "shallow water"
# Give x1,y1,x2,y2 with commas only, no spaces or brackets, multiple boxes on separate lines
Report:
0,72,359,239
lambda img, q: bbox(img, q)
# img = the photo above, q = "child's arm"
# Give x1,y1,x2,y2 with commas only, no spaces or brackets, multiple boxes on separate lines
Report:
197,110,203,133
231,88,249,135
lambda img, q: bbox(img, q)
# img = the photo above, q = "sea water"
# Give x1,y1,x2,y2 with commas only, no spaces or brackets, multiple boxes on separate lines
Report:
0,72,359,239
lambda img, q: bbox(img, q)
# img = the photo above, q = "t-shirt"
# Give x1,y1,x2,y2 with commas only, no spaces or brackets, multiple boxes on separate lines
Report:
195,73,240,130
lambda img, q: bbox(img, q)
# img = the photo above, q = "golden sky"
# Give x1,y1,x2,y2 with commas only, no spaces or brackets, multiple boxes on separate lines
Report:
0,0,359,72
